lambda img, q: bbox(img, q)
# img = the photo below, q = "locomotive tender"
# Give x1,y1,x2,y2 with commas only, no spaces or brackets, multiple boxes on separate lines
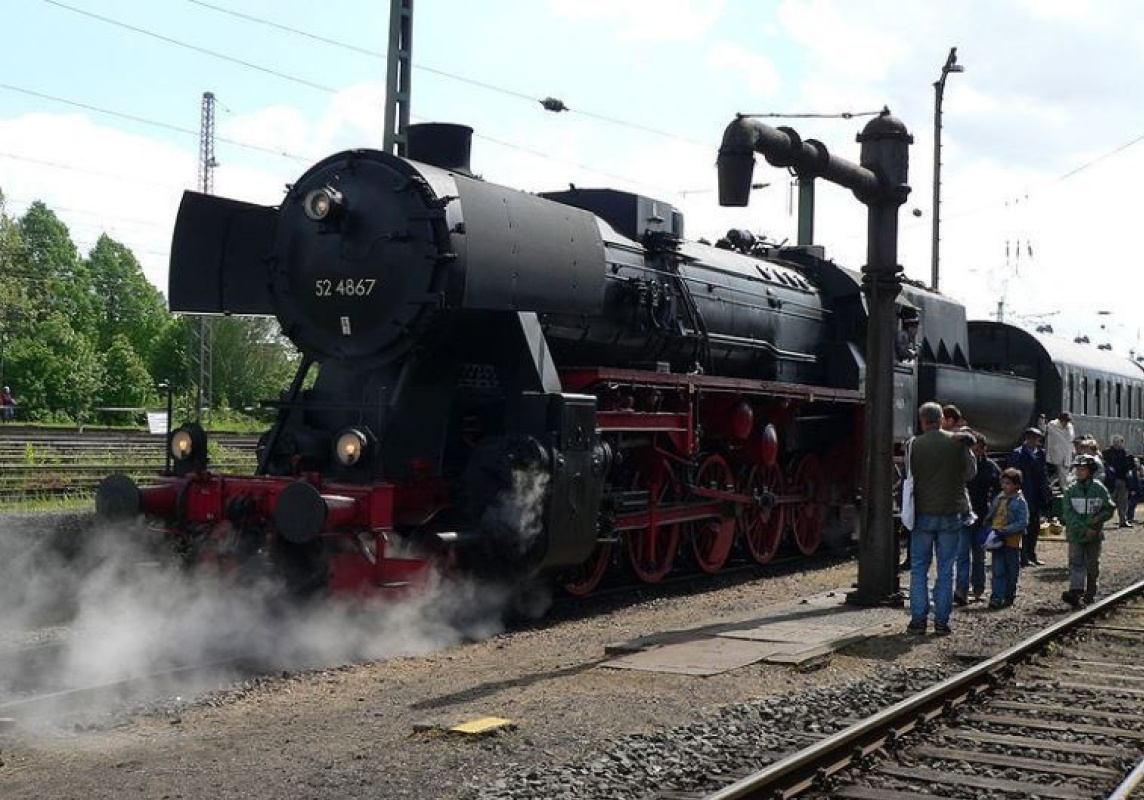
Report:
95,122,1144,597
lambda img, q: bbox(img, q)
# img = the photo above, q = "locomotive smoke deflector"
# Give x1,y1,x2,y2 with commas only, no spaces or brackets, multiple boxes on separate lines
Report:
169,191,277,315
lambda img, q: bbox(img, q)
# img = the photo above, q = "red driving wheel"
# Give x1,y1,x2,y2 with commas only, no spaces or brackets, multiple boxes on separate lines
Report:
689,454,736,573
788,454,827,555
626,452,681,583
559,542,613,596
740,463,785,564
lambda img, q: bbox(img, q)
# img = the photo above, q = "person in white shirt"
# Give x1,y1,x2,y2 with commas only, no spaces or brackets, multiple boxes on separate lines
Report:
1045,412,1075,488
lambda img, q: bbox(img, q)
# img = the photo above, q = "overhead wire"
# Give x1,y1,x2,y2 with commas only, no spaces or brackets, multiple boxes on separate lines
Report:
933,124,1144,229
5,195,167,229
738,110,884,119
832,120,1144,248
0,83,314,163
180,0,714,149
44,0,1144,238
6,226,171,259
26,2,679,194
0,151,187,190
40,0,339,95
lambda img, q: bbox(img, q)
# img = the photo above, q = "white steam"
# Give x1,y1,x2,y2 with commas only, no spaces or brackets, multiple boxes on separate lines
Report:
481,467,551,555
0,512,522,722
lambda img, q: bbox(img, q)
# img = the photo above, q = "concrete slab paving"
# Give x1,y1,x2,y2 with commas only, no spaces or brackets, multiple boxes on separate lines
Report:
600,638,795,676
599,586,904,675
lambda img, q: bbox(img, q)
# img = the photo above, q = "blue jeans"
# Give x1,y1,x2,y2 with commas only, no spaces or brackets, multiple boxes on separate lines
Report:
910,514,961,627
991,546,1021,605
955,523,986,598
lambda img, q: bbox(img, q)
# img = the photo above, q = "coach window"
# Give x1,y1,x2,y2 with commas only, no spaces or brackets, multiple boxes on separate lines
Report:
1082,377,1088,415
1096,379,1102,416
1117,383,1123,417
1067,373,1075,411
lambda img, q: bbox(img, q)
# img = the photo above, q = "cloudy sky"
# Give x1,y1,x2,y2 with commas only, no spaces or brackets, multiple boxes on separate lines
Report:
3,0,1144,351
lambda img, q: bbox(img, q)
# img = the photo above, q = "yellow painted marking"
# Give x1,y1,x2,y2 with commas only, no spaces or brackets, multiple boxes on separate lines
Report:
449,716,514,735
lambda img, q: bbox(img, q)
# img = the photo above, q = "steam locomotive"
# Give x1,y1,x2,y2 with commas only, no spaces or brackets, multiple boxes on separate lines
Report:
96,122,1144,598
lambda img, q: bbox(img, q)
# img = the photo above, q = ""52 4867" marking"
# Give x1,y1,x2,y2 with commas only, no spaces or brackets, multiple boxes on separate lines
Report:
315,278,376,297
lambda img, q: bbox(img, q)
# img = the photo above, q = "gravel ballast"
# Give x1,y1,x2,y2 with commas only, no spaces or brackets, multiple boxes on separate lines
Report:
1,514,1141,800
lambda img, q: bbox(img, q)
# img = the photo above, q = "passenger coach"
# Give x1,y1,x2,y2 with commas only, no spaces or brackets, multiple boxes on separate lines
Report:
968,320,1144,451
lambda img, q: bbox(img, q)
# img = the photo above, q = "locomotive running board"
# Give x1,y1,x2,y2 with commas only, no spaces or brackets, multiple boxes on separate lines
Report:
561,366,863,404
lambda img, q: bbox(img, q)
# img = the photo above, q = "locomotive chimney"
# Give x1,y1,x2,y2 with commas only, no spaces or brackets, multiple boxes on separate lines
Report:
406,123,474,176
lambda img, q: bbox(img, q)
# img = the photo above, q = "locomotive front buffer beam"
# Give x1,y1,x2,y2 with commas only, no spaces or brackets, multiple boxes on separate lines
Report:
718,109,913,608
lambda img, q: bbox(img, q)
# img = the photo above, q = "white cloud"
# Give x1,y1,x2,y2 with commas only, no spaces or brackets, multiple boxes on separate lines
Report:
1021,0,1095,18
549,0,725,41
7,0,1144,355
776,0,907,82
707,41,782,97
218,104,315,162
0,112,194,291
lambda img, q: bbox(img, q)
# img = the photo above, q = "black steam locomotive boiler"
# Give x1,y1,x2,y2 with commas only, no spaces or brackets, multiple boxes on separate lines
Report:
96,122,1016,597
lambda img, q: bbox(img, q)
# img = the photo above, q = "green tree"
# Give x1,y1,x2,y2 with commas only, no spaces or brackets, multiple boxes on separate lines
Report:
86,234,168,364
16,202,99,338
150,316,194,394
5,313,102,421
0,190,34,389
100,334,155,409
211,317,298,412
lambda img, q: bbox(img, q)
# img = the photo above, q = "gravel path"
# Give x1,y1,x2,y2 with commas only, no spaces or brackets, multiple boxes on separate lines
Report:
0,514,1141,800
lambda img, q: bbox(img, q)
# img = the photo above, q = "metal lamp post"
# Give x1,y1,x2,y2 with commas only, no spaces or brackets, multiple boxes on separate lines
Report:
931,47,963,292
159,380,173,475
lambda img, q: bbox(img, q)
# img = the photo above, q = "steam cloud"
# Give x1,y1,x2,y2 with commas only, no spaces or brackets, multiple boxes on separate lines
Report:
0,507,540,724
480,467,551,555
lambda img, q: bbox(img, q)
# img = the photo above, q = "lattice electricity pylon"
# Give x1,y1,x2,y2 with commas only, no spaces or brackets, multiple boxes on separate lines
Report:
191,91,218,422
197,91,217,194
383,0,413,156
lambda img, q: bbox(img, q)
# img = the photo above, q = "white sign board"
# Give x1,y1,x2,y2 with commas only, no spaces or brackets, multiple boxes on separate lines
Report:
146,412,170,436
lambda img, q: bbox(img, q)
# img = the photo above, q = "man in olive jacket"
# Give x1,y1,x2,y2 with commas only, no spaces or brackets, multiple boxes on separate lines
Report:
907,402,977,635
1060,455,1114,608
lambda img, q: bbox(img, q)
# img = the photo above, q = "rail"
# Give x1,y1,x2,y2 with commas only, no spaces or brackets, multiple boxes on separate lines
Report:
704,577,1144,800
0,429,258,504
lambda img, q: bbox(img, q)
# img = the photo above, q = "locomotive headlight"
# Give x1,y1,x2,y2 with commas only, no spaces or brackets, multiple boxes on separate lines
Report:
168,423,208,465
170,429,194,460
303,186,344,222
334,428,369,467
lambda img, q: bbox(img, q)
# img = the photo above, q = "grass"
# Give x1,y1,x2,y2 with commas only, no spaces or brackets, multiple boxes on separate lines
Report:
5,411,271,435
0,492,93,513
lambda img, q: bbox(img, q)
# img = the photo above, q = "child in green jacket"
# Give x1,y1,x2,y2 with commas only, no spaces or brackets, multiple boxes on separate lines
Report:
1060,455,1115,608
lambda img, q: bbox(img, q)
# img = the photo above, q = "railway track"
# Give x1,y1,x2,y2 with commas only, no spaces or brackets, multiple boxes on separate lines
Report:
0,631,251,725
0,655,245,724
671,578,1144,800
0,428,258,504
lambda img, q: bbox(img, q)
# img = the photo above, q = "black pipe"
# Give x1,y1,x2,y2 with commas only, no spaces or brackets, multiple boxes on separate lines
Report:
256,355,314,476
717,116,880,206
161,380,173,476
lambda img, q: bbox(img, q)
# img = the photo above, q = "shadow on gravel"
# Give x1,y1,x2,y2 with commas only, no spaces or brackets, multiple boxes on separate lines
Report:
843,633,923,661
409,658,609,711
546,552,857,626
1029,567,1069,582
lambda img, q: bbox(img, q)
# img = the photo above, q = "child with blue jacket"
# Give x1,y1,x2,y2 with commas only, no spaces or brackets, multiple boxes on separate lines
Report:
986,467,1030,608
